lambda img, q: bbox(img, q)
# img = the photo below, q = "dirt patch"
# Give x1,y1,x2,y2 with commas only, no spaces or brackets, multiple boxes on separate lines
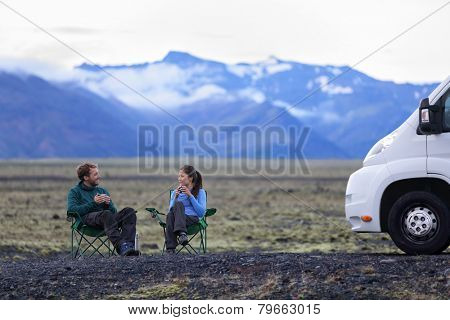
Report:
0,252,448,299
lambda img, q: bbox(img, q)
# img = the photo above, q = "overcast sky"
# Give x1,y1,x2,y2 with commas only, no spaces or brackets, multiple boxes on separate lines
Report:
0,0,448,84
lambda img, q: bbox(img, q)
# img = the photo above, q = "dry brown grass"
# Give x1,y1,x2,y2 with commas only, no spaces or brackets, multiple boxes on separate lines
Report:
0,159,403,256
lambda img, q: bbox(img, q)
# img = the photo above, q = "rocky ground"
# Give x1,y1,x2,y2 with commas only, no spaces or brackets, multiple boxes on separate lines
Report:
1,161,448,299
0,252,448,299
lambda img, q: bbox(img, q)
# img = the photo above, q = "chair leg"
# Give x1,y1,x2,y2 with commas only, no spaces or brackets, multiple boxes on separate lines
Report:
204,228,207,253
177,243,198,255
71,228,74,259
92,236,111,258
176,232,199,255
73,230,113,259
162,227,166,255
86,235,111,258
106,239,111,256
186,243,198,254
73,231,84,259
199,229,204,253
104,238,115,256
79,234,105,258
176,246,185,254
107,240,116,256
70,218,80,259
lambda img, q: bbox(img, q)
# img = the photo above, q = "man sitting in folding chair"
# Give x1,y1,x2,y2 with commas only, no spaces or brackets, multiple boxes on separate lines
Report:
67,162,139,257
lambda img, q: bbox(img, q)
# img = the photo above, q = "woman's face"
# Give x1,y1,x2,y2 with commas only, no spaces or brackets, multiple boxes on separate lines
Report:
178,170,192,186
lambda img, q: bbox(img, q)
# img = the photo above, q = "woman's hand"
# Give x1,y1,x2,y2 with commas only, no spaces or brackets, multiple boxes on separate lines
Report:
175,184,183,198
180,186,192,197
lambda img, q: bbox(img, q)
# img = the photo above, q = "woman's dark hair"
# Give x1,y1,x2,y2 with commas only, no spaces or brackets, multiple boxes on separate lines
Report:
180,165,203,198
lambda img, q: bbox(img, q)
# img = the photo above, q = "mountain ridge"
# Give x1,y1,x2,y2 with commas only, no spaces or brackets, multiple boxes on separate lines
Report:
0,52,440,158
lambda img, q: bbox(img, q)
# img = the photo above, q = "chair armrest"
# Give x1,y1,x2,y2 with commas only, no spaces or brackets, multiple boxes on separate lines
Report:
66,211,83,229
205,208,217,217
145,208,166,227
67,211,82,221
145,208,165,217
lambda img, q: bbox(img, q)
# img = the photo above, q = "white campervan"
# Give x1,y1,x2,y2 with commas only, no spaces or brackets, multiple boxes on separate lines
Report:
345,76,450,254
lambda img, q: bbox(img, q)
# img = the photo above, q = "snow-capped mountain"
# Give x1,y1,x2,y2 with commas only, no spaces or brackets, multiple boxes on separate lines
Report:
0,51,439,158
76,51,437,158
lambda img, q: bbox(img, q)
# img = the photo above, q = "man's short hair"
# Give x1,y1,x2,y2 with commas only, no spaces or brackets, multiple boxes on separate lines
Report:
76,162,98,181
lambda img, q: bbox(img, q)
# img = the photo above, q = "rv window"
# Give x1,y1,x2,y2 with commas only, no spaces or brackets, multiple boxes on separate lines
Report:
443,92,450,130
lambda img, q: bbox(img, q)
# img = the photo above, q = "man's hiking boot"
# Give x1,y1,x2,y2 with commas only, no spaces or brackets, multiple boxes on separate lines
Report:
127,242,141,256
118,242,136,256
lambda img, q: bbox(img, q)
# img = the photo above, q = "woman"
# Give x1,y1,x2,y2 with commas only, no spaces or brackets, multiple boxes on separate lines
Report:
165,165,206,253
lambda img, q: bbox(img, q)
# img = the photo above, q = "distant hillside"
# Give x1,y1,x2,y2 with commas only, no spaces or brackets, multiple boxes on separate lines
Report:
77,51,438,157
0,51,440,158
0,72,140,158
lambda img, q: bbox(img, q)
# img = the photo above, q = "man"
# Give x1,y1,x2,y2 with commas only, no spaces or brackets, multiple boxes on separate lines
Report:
67,162,139,256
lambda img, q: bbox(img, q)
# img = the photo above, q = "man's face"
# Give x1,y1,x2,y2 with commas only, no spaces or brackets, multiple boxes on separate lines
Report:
84,167,100,186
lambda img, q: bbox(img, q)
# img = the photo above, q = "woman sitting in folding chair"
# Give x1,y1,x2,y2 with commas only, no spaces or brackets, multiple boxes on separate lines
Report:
165,165,206,254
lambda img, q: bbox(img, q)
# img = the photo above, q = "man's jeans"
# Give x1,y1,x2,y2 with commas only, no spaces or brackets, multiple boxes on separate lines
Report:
83,207,137,248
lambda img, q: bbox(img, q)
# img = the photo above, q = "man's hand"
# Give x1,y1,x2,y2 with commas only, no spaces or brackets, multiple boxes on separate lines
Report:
103,194,111,204
94,193,103,204
94,193,111,204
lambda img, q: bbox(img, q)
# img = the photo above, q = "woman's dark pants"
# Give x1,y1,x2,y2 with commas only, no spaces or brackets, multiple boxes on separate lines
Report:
165,201,199,250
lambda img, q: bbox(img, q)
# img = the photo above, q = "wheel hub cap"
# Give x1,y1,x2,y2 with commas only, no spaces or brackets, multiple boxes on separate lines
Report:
404,207,437,238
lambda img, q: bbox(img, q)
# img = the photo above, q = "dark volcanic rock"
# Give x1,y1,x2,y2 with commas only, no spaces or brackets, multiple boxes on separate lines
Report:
0,252,448,299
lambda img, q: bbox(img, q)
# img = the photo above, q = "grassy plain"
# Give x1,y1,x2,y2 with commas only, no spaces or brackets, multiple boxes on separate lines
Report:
0,158,409,257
